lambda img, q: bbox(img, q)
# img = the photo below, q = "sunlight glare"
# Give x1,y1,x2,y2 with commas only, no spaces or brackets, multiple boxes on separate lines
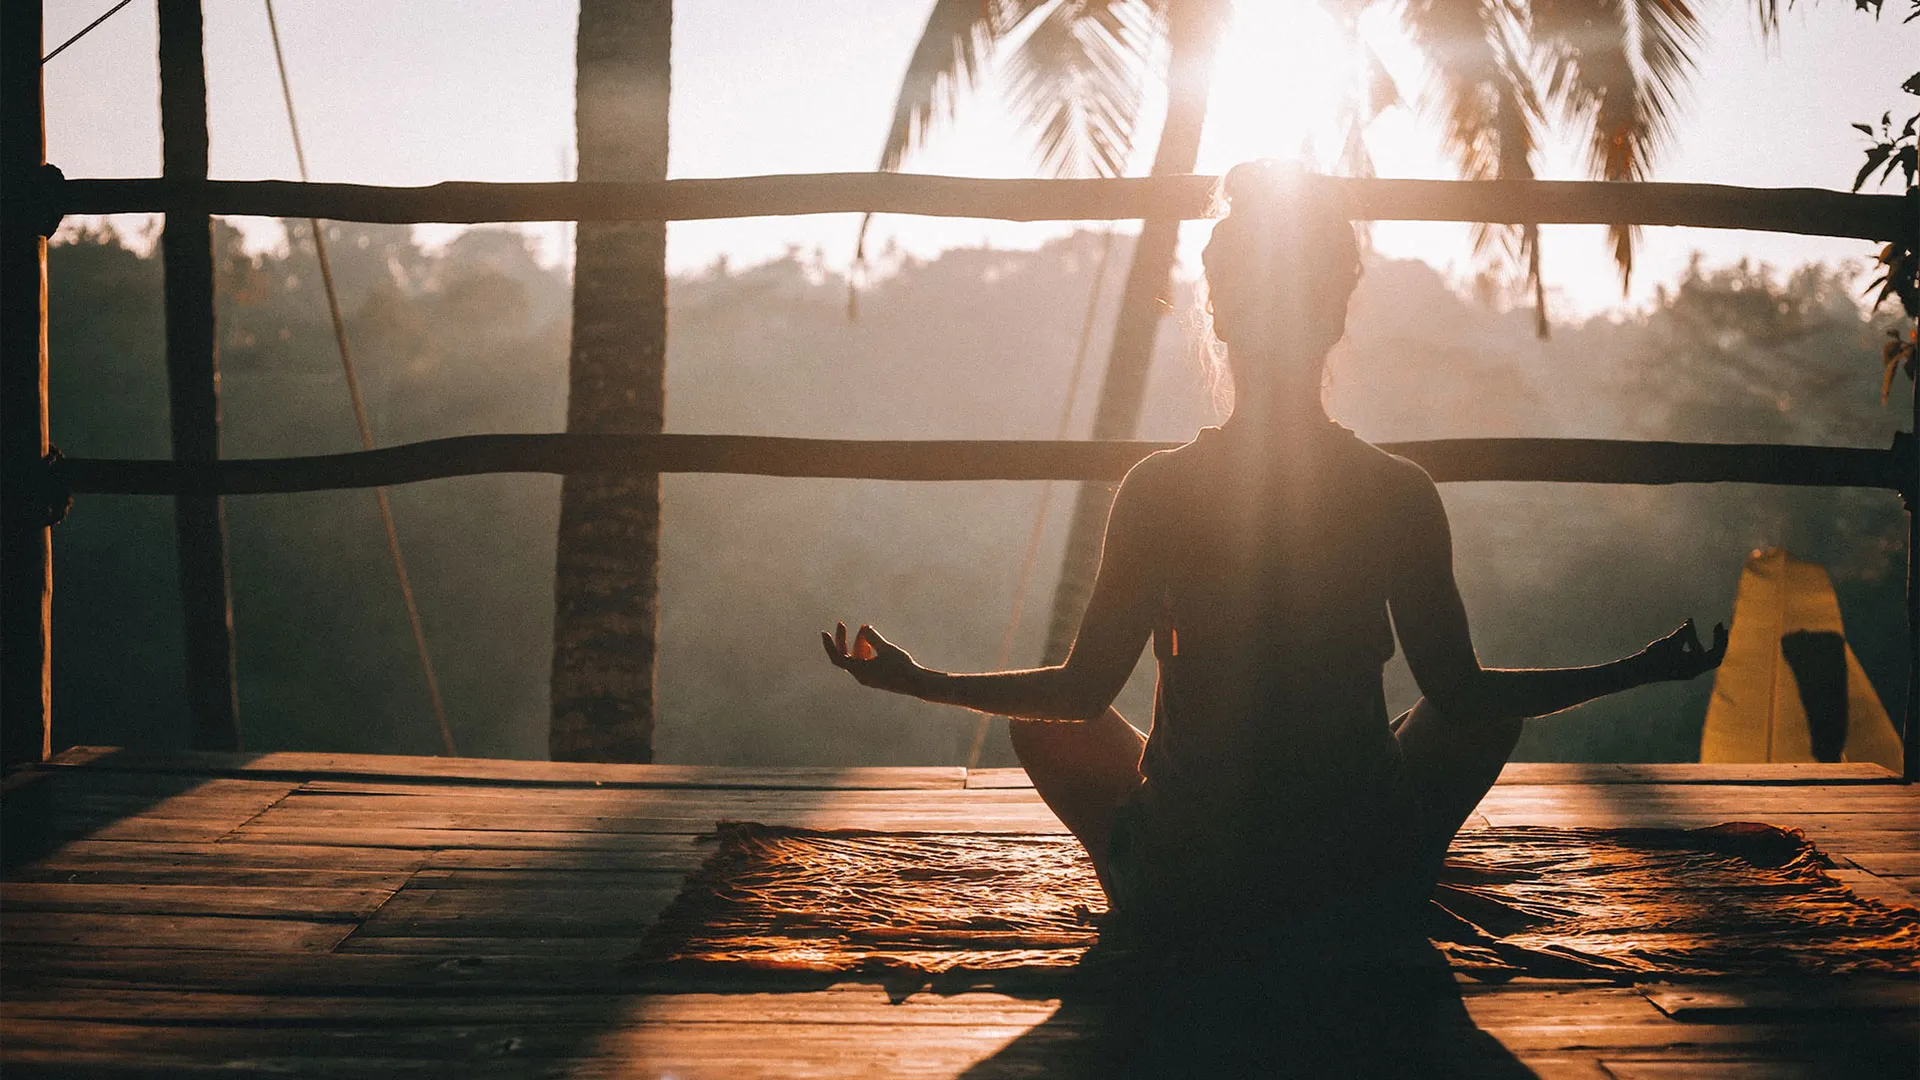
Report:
1197,0,1361,176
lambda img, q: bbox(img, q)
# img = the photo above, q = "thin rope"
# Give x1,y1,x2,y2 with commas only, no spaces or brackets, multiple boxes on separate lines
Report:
965,228,1118,769
42,0,137,64
265,0,457,757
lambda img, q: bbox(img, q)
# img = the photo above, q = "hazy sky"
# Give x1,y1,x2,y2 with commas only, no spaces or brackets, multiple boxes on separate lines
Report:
41,0,1919,315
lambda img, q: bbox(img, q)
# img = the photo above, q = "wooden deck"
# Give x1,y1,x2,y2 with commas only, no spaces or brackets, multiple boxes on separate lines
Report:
3,747,1916,1078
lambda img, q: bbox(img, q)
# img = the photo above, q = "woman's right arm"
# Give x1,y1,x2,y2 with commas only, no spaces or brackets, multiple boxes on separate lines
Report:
1387,466,1725,722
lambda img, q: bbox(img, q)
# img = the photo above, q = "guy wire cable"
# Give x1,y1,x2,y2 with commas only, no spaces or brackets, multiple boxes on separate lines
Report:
965,227,1118,769
264,0,457,756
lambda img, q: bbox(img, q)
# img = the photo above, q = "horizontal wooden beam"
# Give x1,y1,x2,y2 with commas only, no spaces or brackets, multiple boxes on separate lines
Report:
51,173,1916,240
57,434,1902,495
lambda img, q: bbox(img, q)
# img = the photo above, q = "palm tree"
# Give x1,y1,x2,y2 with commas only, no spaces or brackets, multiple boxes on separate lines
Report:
551,0,672,762
870,0,1725,763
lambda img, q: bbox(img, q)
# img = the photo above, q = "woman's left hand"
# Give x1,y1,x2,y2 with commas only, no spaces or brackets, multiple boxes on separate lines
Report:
821,622,928,696
1639,618,1729,682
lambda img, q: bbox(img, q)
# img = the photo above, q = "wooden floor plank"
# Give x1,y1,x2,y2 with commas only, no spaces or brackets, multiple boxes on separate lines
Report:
0,882,400,921
7,750,1915,1079
1638,979,1919,1019
344,883,681,939
10,839,433,872
42,747,968,791
5,866,418,889
2,911,357,953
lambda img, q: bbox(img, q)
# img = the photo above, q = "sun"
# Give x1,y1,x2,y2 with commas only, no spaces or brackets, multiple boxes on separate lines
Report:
1197,0,1367,177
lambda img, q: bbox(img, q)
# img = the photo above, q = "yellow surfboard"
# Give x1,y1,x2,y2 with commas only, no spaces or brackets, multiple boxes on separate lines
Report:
1700,548,1903,771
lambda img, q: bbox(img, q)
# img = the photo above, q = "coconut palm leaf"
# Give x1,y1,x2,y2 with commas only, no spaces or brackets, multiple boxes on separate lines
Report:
878,0,1036,173
1004,0,1158,177
1402,0,1549,330
1533,0,1702,289
854,0,1154,315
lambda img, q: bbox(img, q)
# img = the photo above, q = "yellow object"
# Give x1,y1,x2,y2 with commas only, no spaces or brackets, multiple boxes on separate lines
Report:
1701,548,1903,771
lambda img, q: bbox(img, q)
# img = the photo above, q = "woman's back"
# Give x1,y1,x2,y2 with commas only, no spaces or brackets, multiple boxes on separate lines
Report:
1138,423,1414,800
1108,422,1431,939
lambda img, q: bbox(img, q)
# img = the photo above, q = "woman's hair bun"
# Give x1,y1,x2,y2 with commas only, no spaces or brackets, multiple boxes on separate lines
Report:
1206,160,1359,284
1217,159,1310,217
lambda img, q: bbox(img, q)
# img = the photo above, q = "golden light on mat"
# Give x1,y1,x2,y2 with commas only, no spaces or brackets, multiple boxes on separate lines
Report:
1701,548,1903,772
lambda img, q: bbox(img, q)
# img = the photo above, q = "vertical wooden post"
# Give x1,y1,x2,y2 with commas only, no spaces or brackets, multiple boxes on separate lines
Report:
1907,187,1920,784
1907,308,1919,783
1,3,53,768
158,0,241,750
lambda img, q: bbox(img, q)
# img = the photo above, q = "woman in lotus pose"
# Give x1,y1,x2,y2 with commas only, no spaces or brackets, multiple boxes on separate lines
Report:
823,162,1726,954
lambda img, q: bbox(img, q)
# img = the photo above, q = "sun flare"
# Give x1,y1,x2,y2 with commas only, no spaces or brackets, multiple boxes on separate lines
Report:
1199,0,1366,176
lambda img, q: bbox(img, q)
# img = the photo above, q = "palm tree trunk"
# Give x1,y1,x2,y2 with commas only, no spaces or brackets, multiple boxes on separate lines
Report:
551,0,671,762
1038,2,1223,669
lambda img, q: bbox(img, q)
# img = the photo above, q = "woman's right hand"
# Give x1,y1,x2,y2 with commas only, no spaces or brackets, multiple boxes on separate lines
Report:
1638,618,1729,683
821,621,929,697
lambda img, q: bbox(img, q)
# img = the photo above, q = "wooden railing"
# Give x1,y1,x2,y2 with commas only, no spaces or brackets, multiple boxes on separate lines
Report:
56,435,1907,495
44,172,1914,239
2,2,1915,777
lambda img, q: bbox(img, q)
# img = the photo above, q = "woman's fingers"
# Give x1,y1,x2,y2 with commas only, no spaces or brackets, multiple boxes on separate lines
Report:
821,630,848,668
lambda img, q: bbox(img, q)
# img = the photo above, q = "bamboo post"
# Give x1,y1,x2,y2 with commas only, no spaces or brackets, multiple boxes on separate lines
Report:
157,0,240,750
1,4,52,768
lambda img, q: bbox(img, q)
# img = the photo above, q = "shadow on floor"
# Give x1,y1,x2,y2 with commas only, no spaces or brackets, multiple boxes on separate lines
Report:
960,954,1536,1079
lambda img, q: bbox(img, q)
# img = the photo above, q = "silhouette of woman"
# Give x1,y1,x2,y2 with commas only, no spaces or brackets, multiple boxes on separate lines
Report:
824,161,1727,955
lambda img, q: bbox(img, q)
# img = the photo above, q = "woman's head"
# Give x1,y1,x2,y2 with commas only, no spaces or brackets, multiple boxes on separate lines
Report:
1199,162,1361,414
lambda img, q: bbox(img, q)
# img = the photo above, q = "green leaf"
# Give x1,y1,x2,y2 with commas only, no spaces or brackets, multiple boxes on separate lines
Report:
1853,144,1891,191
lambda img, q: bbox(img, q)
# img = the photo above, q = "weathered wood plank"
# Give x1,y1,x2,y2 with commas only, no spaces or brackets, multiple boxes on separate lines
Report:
277,785,1055,810
1598,1060,1907,1079
344,884,680,939
423,845,715,871
9,840,431,873
1824,851,1920,876
7,1011,1910,1074
327,935,656,958
42,747,966,790
402,868,691,890
977,763,1909,789
1827,869,1920,908
1,911,356,952
0,882,399,920
1496,763,1901,785
5,865,417,889
966,769,1032,789
1477,785,1920,809
1639,980,1920,1020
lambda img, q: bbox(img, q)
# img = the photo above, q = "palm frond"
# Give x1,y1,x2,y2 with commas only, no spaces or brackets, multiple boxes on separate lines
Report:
877,0,1015,173
1532,0,1701,290
1004,0,1157,178
854,1,1044,318
1403,0,1535,183
1403,0,1551,331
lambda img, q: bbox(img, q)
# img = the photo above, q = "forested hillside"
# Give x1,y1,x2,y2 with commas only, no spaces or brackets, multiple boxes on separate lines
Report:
45,222,1908,764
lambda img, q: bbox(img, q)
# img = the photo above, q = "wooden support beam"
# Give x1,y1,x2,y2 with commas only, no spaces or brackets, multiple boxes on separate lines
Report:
1908,303,1919,784
1,3,52,768
54,434,1902,495
158,0,240,752
48,173,1915,241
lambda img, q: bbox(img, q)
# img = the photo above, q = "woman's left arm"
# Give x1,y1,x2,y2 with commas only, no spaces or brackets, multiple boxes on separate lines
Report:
822,463,1161,722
